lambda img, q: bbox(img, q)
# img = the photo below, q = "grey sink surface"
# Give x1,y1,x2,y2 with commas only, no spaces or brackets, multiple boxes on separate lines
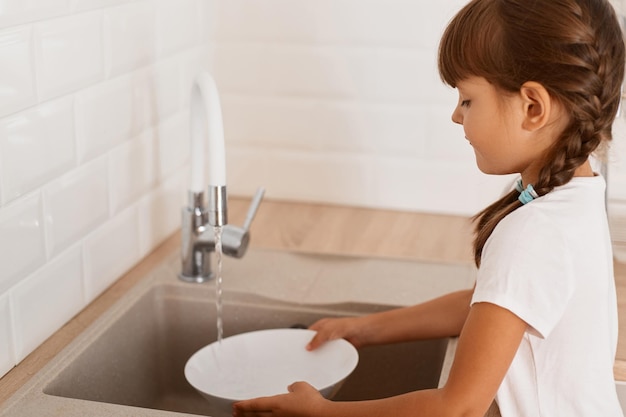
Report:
0,248,474,417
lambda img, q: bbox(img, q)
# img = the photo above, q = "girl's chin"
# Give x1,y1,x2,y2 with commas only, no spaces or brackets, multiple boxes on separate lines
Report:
474,159,506,176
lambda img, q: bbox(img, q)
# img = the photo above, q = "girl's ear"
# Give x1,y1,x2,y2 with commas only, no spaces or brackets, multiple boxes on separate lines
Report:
519,81,553,131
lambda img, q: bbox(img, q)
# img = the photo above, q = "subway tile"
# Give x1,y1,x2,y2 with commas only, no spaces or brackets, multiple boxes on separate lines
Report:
0,27,36,118
368,156,496,214
0,293,15,378
43,158,109,257
34,12,104,101
226,146,513,215
156,0,201,57
310,1,464,48
214,44,445,103
156,111,190,181
0,193,46,294
149,57,184,120
222,95,427,157
103,2,156,78
83,206,140,302
109,130,156,215
214,0,318,43
138,170,185,256
198,0,219,42
75,75,135,163
214,0,464,46
128,68,159,134
75,68,160,164
226,146,376,204
12,245,84,362
0,0,70,29
0,97,76,205
72,0,133,13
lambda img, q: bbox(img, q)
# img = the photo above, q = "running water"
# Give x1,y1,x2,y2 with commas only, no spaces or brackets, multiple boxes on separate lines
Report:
214,225,224,344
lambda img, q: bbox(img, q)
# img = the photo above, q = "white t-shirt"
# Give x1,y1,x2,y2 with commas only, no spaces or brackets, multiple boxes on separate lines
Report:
472,176,622,417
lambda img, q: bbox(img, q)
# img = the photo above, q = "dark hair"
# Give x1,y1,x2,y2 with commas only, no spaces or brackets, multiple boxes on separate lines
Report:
438,0,625,267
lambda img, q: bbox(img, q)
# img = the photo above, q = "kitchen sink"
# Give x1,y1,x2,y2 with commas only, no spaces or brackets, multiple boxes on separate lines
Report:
1,248,473,417
44,283,448,416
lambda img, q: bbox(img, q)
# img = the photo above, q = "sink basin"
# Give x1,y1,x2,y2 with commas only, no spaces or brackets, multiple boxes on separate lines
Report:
43,283,448,416
1,248,474,417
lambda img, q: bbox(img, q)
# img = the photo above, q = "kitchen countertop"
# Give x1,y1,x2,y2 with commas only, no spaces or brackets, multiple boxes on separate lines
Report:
1,197,626,410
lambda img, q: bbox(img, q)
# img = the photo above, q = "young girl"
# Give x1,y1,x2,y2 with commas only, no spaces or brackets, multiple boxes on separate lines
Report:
233,0,626,415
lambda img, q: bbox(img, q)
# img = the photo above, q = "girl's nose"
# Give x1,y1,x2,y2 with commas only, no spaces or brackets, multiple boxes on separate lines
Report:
451,105,463,125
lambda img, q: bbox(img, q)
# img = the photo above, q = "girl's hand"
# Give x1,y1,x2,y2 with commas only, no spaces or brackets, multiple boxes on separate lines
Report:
232,381,326,417
306,317,367,351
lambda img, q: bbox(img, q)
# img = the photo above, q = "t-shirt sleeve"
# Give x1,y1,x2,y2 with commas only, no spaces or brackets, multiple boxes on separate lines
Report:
471,208,576,339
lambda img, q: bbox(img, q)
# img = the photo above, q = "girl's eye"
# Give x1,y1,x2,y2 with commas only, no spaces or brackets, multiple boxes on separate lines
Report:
460,100,471,107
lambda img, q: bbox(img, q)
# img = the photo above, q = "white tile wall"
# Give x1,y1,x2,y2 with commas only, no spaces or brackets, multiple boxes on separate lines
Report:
155,0,202,58
0,293,15,378
72,0,128,13
83,205,140,302
138,170,186,256
74,73,135,163
0,27,37,118
43,158,109,257
109,131,156,215
149,56,184,120
34,12,104,101
103,2,156,78
156,111,190,180
0,96,75,204
12,245,84,362
0,0,70,29
0,0,212,378
0,193,46,294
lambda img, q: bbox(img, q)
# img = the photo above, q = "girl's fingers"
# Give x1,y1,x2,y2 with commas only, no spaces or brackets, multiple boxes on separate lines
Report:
232,409,272,417
306,319,332,350
288,381,315,392
232,397,274,415
306,331,328,351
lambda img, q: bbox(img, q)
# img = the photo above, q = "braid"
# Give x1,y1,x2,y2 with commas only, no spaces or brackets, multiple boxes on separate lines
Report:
534,2,623,197
472,191,521,266
439,0,625,267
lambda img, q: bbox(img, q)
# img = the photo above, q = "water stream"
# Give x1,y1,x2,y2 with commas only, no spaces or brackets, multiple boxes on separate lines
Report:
214,226,224,344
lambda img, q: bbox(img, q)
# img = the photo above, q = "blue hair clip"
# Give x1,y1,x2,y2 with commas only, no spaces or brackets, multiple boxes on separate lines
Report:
515,179,538,205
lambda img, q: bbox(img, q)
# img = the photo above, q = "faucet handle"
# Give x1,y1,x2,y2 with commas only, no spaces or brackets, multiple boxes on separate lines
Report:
243,187,265,231
221,187,265,258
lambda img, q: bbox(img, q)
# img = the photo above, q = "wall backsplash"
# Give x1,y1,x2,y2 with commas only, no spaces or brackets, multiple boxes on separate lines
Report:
1,0,625,379
0,0,214,378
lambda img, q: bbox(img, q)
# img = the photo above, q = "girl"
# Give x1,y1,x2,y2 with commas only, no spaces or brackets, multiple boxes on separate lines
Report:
233,0,626,415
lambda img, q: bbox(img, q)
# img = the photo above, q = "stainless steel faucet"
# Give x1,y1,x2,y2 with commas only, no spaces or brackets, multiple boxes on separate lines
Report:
179,187,265,283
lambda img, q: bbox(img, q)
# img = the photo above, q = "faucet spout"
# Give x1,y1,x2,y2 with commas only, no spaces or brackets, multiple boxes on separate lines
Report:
180,72,265,283
190,72,227,227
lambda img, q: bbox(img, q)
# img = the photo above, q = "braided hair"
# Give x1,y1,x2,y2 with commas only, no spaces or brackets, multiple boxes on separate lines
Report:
438,0,625,267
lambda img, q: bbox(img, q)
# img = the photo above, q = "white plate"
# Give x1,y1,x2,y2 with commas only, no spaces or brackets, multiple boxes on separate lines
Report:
184,328,359,407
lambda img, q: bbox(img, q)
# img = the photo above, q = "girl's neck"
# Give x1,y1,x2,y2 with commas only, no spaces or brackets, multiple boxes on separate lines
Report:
572,160,594,177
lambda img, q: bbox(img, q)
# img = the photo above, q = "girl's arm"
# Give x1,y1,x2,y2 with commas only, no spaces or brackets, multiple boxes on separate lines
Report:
307,289,474,350
233,301,528,417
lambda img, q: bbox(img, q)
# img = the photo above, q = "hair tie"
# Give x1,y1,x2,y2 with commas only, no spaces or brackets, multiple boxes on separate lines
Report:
515,179,538,205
